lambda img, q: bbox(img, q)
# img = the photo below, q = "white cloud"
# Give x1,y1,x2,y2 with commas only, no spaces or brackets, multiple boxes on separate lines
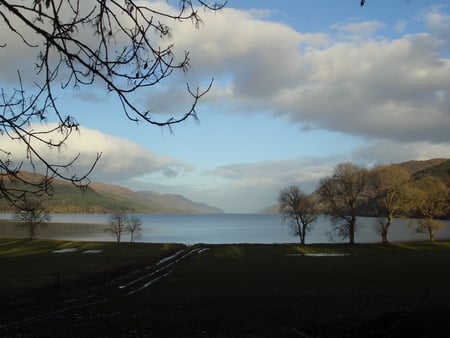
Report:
206,158,334,190
424,6,450,32
0,123,193,183
146,5,450,144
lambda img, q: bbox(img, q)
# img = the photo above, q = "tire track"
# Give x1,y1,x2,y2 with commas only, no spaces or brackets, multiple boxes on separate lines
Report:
120,247,205,295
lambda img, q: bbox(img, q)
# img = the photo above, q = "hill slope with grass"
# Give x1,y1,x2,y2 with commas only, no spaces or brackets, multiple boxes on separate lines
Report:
411,159,450,185
0,173,224,214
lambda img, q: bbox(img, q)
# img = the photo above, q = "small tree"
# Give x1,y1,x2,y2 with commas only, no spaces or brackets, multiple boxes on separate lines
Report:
318,162,368,244
126,215,143,243
13,198,51,239
105,212,129,243
369,165,413,243
414,176,448,241
278,185,318,245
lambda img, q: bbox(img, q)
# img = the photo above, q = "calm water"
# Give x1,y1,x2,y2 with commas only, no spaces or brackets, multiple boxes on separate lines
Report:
1,213,449,244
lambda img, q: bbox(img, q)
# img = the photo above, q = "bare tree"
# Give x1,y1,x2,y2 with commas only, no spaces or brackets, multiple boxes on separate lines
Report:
126,215,142,243
13,196,51,239
318,162,368,244
369,165,413,243
278,185,318,245
414,175,448,241
0,1,225,207
105,211,129,243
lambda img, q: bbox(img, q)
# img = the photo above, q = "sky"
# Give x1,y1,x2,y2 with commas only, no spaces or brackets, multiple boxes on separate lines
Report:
1,0,450,212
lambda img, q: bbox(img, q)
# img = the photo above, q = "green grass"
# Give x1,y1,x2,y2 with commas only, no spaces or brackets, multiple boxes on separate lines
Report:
2,240,450,337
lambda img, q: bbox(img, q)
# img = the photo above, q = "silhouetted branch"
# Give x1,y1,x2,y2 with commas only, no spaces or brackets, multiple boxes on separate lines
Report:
0,0,224,207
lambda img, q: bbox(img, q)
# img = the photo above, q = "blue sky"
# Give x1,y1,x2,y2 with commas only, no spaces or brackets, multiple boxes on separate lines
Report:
1,0,450,212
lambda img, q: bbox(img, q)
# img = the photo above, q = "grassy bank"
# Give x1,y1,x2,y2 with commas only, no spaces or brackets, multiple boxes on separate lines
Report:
2,240,450,337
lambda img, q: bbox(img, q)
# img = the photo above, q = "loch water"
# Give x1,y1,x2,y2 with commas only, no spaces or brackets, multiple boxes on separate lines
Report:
1,213,449,244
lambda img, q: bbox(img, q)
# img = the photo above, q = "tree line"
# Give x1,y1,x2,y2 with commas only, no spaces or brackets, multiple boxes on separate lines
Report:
279,162,449,244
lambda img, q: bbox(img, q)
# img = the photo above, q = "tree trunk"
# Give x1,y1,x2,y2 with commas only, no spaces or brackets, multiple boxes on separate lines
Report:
349,231,354,244
349,217,355,244
381,228,388,244
381,216,392,244
28,223,36,240
299,230,305,245
428,227,435,242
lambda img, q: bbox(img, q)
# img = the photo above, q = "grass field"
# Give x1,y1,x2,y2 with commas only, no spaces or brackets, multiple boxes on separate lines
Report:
0,239,185,307
1,239,450,337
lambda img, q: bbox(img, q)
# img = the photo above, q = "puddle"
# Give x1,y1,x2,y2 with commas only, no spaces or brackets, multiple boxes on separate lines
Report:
82,249,103,254
53,248,77,253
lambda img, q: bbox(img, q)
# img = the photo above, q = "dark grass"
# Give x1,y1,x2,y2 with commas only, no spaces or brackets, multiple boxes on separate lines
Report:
0,239,185,310
2,240,450,337
123,243,450,337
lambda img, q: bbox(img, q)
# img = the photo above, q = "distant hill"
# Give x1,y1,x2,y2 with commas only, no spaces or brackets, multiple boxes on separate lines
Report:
396,158,449,175
261,158,450,214
411,159,450,186
0,173,224,214
136,191,224,214
261,205,279,214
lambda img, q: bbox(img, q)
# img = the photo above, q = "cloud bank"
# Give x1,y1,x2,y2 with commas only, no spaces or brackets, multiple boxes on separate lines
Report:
157,4,450,146
2,2,449,147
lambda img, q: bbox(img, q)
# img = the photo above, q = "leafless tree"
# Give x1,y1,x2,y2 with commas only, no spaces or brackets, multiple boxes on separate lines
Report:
126,215,142,243
105,211,129,243
0,0,225,207
318,162,368,244
369,165,413,243
413,175,448,241
13,196,51,239
278,185,318,245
